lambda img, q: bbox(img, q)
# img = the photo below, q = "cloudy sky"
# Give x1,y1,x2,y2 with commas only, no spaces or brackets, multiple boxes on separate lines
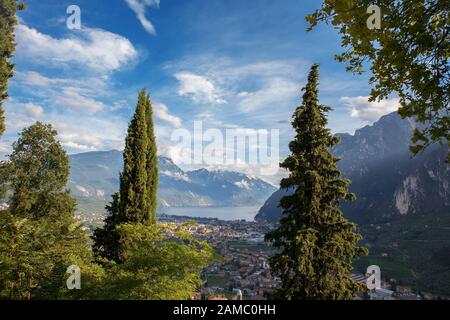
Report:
3,0,399,180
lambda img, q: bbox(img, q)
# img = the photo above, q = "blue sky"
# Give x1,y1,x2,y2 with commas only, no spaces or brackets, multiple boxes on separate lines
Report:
3,0,399,181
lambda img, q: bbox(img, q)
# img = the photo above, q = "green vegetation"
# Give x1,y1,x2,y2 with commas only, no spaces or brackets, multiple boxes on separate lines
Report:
93,192,121,261
145,93,159,225
120,90,152,224
72,223,216,300
93,90,158,261
0,0,26,137
265,64,367,300
0,123,91,299
75,197,107,216
308,0,449,161
354,212,450,297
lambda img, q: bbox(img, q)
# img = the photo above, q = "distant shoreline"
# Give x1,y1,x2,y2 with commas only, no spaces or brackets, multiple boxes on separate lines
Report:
157,205,261,222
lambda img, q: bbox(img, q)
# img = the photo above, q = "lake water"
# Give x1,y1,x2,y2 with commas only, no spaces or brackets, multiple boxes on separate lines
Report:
157,206,261,222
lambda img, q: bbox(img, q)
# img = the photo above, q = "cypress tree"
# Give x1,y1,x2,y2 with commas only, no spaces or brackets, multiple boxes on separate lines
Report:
265,64,368,300
0,1,26,137
93,89,159,261
144,93,158,224
119,90,149,224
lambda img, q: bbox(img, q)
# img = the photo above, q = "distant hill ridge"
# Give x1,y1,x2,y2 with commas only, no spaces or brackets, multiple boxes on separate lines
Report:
68,151,276,214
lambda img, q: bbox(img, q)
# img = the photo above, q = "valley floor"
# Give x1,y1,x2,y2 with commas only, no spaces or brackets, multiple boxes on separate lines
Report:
78,213,450,300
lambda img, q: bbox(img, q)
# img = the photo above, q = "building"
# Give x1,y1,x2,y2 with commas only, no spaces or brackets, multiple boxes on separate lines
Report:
370,288,395,300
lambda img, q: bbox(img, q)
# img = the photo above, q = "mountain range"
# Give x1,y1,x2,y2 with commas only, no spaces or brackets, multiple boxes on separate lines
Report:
68,151,276,214
255,112,450,225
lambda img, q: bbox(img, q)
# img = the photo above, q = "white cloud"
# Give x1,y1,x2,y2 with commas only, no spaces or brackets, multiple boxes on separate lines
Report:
3,98,127,153
166,57,307,126
175,72,227,105
4,111,35,132
153,102,182,128
15,71,111,99
0,140,11,158
111,100,131,111
53,116,127,152
23,103,44,118
2,100,43,133
58,133,102,152
237,77,298,113
223,60,304,81
341,96,400,123
125,0,160,35
15,24,138,73
6,25,140,155
18,71,53,86
54,88,106,113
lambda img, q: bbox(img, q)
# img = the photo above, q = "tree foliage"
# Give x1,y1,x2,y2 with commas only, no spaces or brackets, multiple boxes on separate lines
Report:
307,0,449,160
92,192,121,262
5,123,70,216
93,90,159,262
78,223,216,300
0,122,90,299
0,0,26,137
145,94,158,224
265,65,368,300
120,90,150,224
117,89,159,225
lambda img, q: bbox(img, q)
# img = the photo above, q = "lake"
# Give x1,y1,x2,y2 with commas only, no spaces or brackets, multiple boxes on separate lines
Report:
157,206,261,222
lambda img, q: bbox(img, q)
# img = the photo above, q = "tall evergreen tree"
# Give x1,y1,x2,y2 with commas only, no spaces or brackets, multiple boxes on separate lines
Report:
120,90,149,224
0,1,26,137
93,90,159,261
144,93,158,224
0,122,90,299
265,64,368,300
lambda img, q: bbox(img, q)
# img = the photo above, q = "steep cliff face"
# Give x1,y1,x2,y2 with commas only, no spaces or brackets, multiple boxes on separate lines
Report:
394,175,422,216
256,112,450,225
391,147,450,216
